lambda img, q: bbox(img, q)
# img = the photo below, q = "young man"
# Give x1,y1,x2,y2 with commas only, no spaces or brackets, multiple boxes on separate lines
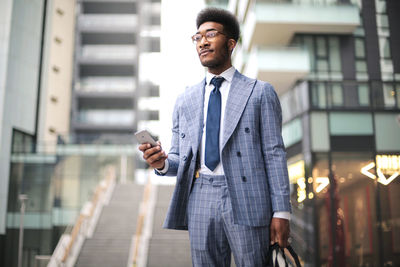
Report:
139,7,291,267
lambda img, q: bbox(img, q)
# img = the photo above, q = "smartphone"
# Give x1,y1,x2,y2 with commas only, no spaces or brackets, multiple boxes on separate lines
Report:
134,130,158,147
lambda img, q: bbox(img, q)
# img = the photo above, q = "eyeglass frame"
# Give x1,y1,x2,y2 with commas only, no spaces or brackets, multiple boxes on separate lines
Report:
191,30,227,44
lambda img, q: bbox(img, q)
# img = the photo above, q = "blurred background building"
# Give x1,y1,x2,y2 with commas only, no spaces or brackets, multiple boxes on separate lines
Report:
0,0,161,266
71,0,161,145
0,0,399,266
226,0,400,266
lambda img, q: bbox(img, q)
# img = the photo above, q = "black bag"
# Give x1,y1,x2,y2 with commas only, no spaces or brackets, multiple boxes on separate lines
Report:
267,243,302,267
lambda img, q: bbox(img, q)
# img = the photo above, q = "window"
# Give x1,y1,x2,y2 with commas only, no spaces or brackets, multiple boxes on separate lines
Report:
330,83,343,107
355,38,365,58
357,84,370,107
329,112,373,136
12,130,34,153
354,37,368,75
356,60,367,73
293,35,341,74
397,84,400,108
329,37,341,72
311,83,326,108
383,83,396,108
379,37,391,59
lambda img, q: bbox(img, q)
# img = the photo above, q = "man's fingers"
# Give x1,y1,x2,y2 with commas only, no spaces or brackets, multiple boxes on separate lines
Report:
142,145,162,159
138,143,151,152
147,151,166,164
270,217,290,247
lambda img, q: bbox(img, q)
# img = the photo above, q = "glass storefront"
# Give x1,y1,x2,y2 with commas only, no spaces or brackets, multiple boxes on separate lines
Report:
3,148,136,267
289,152,400,266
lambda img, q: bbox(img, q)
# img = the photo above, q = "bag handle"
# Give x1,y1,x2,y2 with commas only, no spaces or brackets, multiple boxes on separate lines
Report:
267,243,302,267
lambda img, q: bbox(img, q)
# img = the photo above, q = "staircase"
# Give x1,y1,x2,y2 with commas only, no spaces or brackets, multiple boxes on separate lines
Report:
75,183,143,267
146,185,192,267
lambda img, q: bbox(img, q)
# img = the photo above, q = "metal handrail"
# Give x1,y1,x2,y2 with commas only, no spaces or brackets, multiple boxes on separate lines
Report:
60,172,114,263
47,166,116,267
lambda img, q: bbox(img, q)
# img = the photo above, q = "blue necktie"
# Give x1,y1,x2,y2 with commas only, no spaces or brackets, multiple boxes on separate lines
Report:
205,76,224,171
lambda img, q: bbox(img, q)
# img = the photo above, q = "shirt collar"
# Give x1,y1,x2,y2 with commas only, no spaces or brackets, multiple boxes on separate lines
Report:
206,66,236,86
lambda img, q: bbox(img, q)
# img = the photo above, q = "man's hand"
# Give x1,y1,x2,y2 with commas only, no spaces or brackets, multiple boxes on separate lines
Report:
270,217,290,248
138,141,168,170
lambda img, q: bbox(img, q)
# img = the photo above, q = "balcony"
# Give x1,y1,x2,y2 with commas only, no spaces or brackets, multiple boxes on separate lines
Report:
77,77,136,93
78,14,138,33
75,110,135,130
79,45,137,64
243,46,310,95
241,1,360,49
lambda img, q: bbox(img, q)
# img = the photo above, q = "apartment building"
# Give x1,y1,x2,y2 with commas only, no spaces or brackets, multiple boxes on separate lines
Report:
225,0,400,265
71,0,161,145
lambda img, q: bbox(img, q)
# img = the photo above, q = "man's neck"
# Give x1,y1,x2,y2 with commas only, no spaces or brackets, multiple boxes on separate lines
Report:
207,63,232,75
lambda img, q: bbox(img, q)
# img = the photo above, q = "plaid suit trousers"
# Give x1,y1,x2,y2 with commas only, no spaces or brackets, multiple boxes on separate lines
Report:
187,173,270,267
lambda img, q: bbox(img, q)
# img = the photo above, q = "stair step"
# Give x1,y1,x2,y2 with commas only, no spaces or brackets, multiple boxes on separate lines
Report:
75,183,143,267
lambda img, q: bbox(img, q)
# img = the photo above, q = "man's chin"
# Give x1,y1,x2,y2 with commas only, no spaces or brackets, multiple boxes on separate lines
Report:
200,59,217,68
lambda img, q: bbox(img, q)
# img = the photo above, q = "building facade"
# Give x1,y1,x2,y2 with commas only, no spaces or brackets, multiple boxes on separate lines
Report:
71,0,161,145
227,0,400,266
1,0,162,266
0,0,77,266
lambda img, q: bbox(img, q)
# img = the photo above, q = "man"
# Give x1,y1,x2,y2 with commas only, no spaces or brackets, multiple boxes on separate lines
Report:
139,7,291,267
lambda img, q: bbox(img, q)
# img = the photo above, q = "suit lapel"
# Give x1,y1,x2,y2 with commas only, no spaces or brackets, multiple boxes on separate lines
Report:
182,79,206,154
222,71,256,149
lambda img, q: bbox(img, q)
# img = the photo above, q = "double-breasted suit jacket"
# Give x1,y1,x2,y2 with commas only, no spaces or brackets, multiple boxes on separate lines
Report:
158,70,291,230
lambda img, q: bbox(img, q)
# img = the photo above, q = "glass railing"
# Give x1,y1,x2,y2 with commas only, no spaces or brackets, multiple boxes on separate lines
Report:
7,146,137,266
80,45,137,61
77,110,135,125
77,77,136,93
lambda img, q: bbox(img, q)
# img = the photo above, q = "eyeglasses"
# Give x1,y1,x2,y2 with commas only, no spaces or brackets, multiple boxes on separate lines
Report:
191,30,225,44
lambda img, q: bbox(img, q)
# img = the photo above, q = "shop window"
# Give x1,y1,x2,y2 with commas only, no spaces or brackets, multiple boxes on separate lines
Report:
377,155,400,266
313,154,330,265
332,152,379,267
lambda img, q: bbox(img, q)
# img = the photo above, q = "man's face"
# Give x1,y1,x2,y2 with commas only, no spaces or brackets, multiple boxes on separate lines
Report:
195,22,234,72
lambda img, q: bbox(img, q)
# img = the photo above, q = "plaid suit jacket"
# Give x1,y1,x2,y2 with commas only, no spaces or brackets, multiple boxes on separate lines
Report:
159,70,291,230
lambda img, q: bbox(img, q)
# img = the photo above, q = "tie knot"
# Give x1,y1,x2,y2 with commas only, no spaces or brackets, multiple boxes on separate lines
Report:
210,76,224,90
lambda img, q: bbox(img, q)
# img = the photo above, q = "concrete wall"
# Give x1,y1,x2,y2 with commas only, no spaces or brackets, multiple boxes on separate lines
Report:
0,0,45,234
37,0,75,152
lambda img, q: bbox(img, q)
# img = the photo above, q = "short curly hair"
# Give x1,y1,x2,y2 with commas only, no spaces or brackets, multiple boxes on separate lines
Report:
196,7,240,42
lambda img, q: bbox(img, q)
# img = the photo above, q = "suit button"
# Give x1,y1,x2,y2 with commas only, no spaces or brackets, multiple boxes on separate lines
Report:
245,127,250,133
182,155,187,161
236,151,241,157
242,176,247,182
209,178,213,183
180,133,185,138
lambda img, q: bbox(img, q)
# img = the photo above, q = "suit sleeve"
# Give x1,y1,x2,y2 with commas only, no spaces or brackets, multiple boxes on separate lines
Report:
260,83,291,213
155,94,181,176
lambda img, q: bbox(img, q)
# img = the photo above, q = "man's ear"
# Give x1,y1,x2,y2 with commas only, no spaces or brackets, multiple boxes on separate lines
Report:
228,39,237,53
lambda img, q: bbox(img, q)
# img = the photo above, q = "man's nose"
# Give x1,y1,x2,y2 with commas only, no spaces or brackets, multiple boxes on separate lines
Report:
199,36,209,47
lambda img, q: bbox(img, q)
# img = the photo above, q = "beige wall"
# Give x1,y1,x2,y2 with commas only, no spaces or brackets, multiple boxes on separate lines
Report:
38,0,76,152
